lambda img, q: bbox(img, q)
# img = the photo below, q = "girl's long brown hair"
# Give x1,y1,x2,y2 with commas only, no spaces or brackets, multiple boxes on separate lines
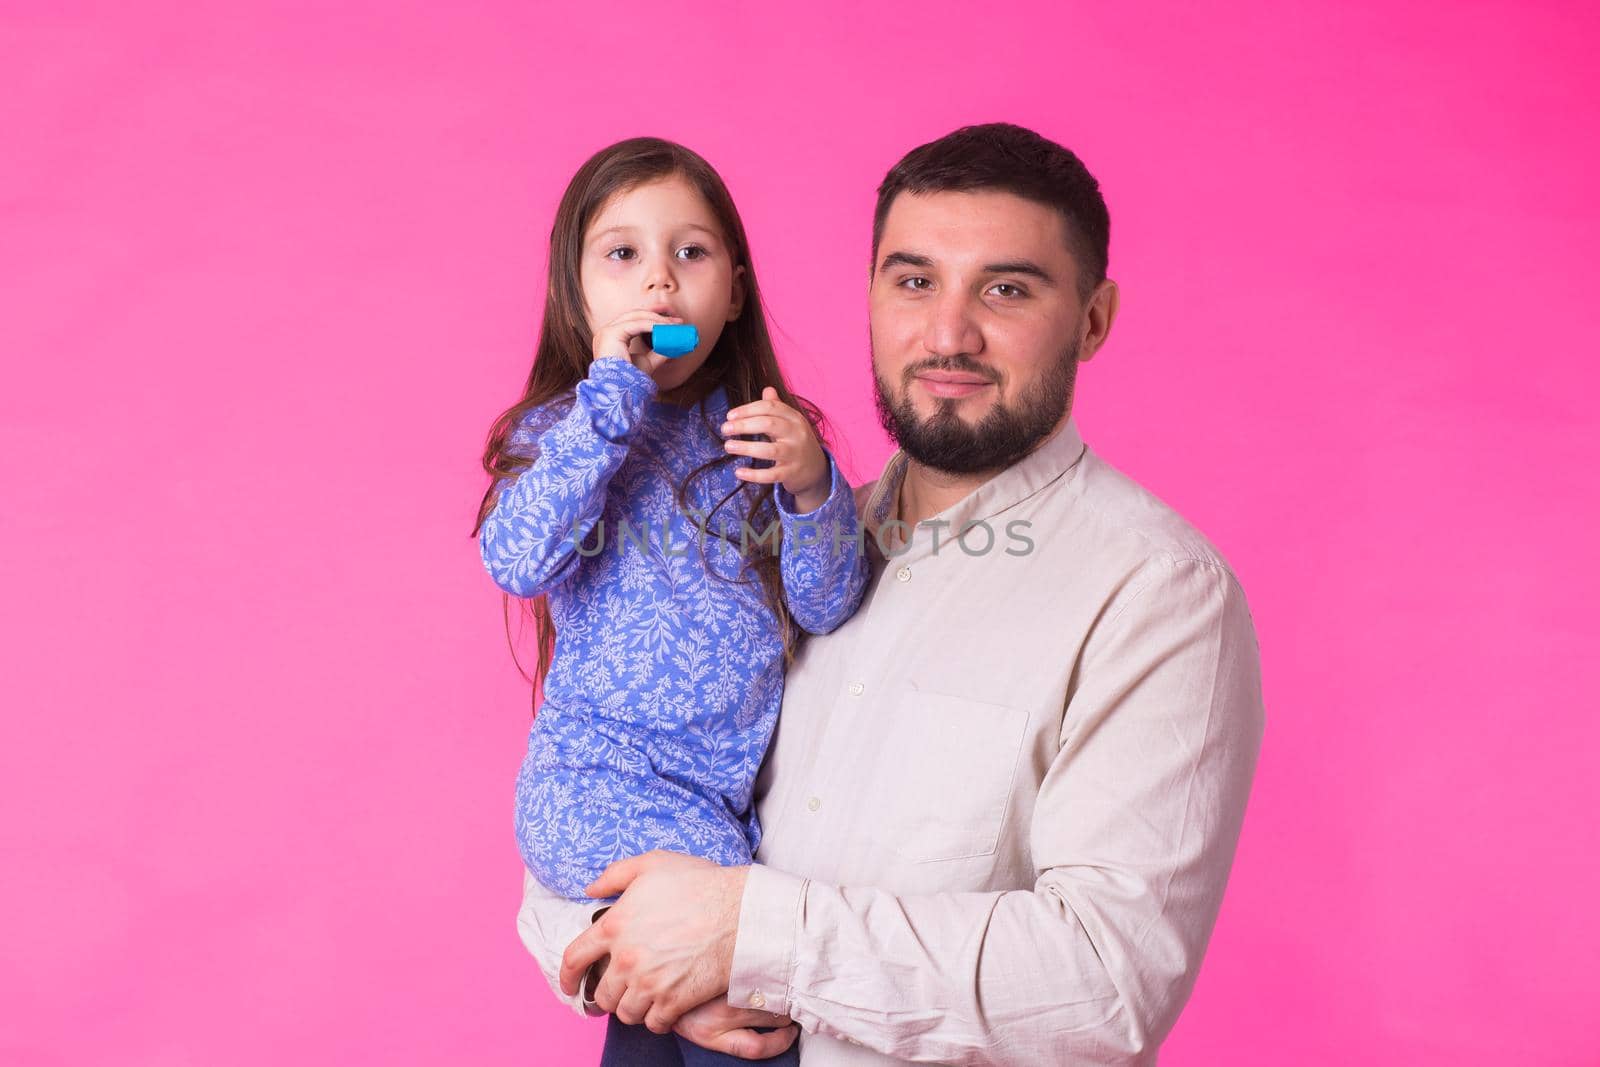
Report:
471,137,831,713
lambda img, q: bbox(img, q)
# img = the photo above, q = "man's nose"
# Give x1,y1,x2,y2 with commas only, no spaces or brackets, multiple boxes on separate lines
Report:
923,290,983,358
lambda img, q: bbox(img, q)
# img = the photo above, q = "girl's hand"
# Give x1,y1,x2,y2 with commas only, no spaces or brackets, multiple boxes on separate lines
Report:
721,387,830,512
591,309,686,378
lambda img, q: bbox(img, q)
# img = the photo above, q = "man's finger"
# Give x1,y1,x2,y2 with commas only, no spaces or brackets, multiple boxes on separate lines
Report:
642,991,697,1036
706,1024,800,1060
673,1001,790,1041
585,852,649,898
642,1002,676,1035
615,983,654,1028
558,920,610,995
590,955,630,1015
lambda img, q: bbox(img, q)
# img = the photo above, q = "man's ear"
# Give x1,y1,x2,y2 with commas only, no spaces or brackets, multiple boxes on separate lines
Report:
728,264,747,321
1077,278,1120,363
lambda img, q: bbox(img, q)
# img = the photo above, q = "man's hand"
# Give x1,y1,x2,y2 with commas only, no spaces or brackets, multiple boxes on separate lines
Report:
722,387,831,512
558,850,749,1034
675,1000,799,1060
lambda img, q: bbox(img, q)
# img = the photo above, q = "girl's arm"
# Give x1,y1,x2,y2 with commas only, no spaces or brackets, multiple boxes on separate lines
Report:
479,357,657,598
774,450,869,635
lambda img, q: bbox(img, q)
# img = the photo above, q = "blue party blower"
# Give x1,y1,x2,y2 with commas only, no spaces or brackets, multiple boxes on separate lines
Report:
650,323,698,358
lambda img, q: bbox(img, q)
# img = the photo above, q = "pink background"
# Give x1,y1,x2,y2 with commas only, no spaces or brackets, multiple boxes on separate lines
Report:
4,2,1597,1064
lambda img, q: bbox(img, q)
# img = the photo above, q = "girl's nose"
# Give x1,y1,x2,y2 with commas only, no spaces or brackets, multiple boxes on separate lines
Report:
644,254,676,293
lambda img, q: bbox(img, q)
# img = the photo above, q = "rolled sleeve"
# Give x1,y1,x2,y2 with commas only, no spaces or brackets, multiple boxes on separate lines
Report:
727,864,807,1015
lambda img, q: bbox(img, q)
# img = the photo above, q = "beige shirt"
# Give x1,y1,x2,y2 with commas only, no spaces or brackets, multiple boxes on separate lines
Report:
517,417,1265,1066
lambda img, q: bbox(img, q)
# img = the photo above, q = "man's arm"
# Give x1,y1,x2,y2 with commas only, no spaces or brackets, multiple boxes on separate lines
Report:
726,558,1265,1064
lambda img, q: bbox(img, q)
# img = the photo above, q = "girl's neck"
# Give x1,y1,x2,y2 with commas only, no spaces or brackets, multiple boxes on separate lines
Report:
655,366,721,408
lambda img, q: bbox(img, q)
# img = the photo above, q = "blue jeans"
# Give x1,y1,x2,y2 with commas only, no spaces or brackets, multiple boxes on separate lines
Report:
599,1015,800,1066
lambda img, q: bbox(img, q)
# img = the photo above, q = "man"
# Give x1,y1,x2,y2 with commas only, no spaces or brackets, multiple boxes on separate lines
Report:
516,122,1265,1065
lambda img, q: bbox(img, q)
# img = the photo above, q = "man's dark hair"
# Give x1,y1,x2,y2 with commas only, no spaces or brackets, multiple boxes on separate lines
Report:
872,122,1110,301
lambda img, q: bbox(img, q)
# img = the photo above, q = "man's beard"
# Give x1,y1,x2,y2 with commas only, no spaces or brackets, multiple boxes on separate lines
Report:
872,338,1079,476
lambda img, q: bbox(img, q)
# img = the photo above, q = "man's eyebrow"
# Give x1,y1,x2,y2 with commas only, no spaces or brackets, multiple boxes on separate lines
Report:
878,251,934,274
984,260,1055,285
877,251,1056,285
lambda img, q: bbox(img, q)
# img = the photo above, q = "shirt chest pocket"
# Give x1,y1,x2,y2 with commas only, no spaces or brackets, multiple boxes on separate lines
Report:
871,687,1030,864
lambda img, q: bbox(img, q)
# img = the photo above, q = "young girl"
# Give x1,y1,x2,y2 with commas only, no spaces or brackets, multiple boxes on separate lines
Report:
473,138,868,1065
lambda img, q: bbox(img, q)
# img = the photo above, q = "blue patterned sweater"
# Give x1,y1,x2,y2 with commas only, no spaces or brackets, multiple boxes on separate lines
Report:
480,356,869,900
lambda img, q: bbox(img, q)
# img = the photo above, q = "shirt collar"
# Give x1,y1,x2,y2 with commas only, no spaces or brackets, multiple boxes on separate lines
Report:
863,416,1087,563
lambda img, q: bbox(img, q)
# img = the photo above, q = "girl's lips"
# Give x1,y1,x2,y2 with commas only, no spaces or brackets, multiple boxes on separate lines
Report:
916,374,993,399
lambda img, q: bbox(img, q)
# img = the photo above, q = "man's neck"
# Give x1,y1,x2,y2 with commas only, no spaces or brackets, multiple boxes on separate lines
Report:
896,462,989,532
893,413,1075,531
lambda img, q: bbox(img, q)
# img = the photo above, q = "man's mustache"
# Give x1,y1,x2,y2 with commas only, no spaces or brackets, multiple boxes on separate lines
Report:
901,357,1001,384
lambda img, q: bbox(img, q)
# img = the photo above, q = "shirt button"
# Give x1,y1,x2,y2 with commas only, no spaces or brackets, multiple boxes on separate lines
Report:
848,681,864,696
807,796,821,812
749,990,766,1009
896,565,912,582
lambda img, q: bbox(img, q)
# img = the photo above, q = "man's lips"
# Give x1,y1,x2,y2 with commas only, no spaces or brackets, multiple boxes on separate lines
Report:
914,372,994,399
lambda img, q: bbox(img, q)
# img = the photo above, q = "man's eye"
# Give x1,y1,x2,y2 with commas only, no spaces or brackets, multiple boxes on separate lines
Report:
990,283,1025,298
676,245,707,261
606,246,635,261
900,276,932,291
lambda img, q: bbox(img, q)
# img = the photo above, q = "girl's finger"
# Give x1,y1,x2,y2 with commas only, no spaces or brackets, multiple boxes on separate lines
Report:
733,465,783,484
724,438,779,460
724,399,798,424
609,309,684,327
600,311,684,343
722,414,781,438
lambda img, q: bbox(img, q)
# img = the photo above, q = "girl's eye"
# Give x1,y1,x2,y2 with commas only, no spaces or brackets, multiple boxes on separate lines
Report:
605,246,636,261
676,244,707,261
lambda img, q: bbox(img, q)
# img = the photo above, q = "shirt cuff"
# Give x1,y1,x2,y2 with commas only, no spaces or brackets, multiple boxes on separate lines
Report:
775,448,845,519
728,864,807,1016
